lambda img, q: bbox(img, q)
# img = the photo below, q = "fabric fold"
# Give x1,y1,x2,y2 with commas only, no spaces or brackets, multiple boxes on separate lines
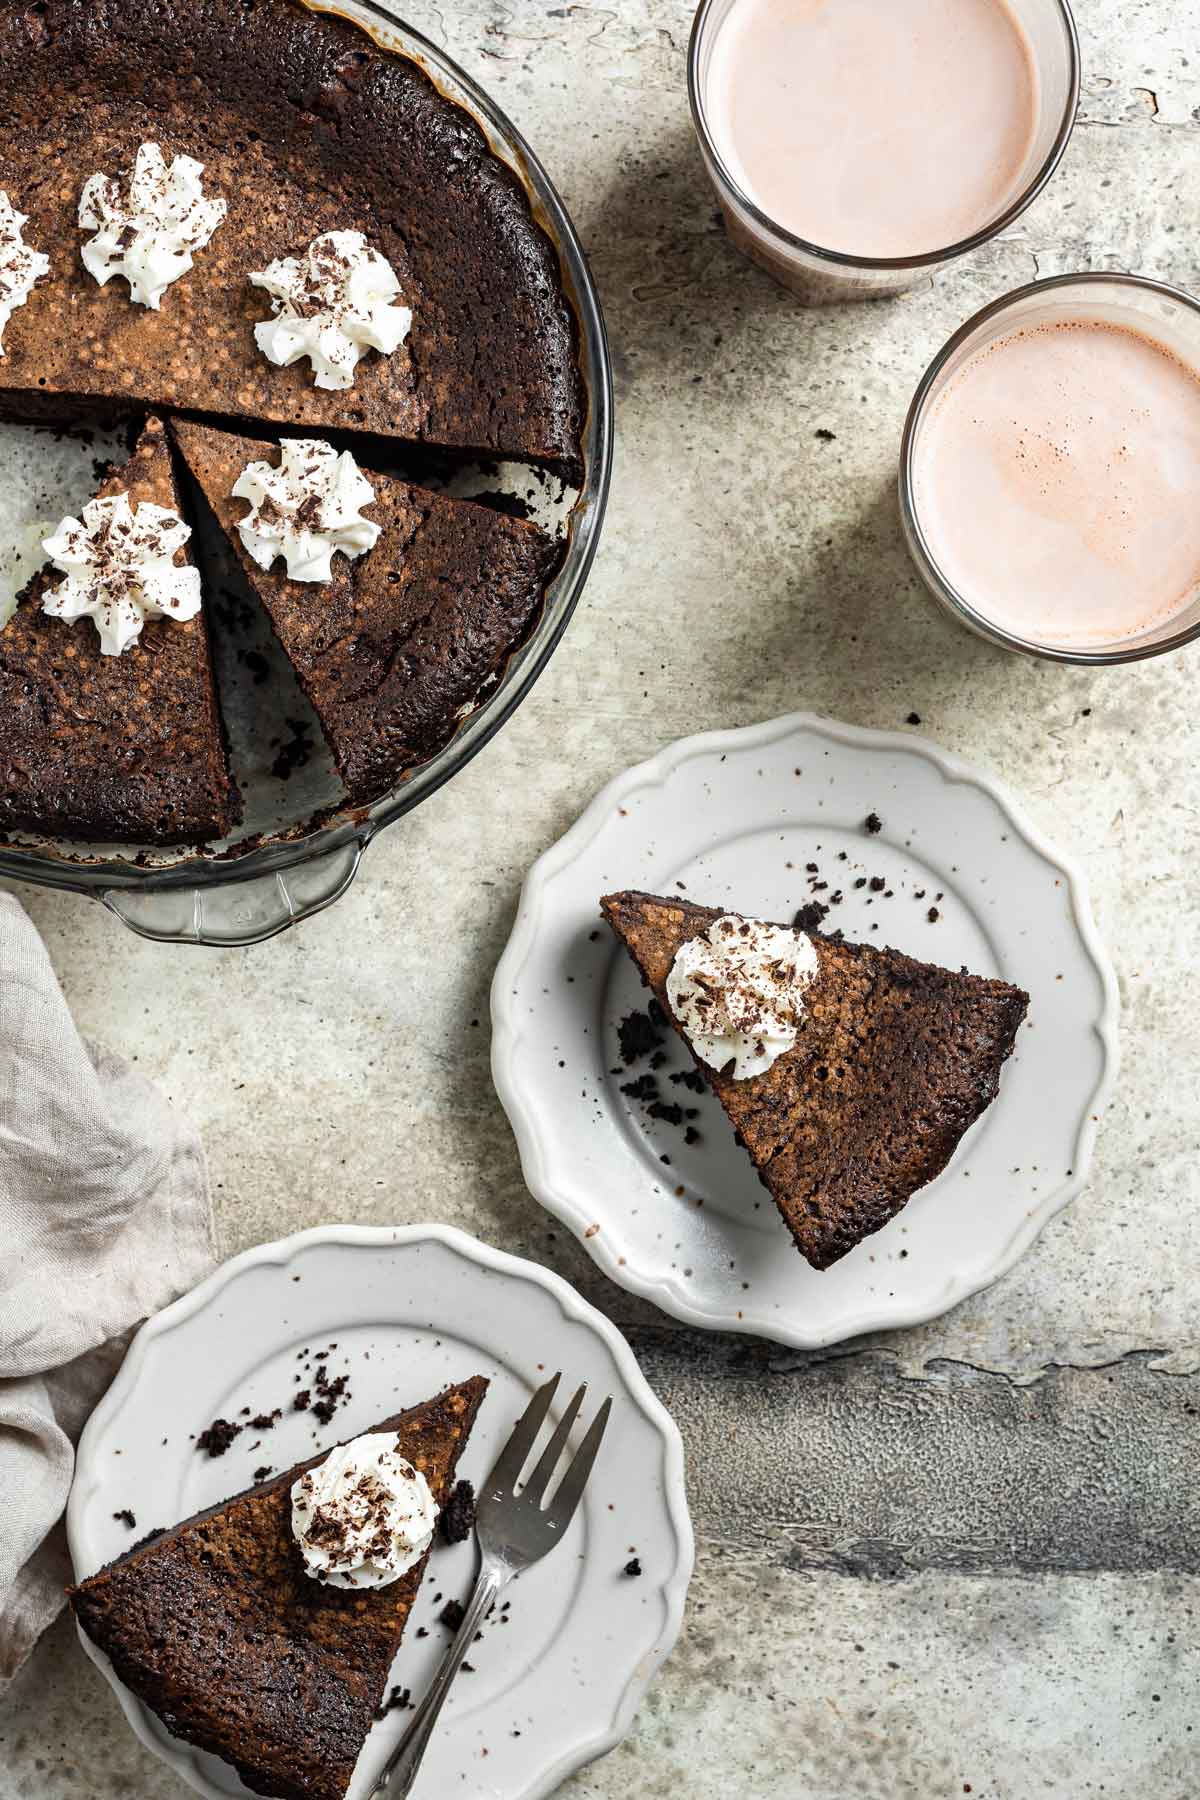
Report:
0,892,213,1688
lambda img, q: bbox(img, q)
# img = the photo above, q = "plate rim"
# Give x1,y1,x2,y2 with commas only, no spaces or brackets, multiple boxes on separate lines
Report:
67,1221,695,1800
490,708,1121,1346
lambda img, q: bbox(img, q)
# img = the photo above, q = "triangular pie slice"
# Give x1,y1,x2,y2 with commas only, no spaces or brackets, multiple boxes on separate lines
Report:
171,419,562,805
0,415,237,844
602,890,1029,1269
70,1375,488,1800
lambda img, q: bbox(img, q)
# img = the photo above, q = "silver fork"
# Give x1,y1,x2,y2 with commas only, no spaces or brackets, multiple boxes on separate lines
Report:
370,1371,612,1798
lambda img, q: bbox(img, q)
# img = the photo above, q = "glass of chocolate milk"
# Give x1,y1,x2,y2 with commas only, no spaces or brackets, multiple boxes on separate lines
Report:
901,273,1200,664
688,0,1079,303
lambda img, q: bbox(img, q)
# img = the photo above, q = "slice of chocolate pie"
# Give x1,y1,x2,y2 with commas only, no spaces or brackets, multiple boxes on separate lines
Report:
0,414,236,843
602,890,1029,1269
171,418,562,805
70,1376,488,1800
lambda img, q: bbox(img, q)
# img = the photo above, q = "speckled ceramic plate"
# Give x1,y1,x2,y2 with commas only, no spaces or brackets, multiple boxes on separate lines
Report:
491,712,1119,1346
67,1224,693,1800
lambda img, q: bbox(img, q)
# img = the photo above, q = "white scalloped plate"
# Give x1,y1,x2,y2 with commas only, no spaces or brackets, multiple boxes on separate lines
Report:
67,1224,693,1800
491,712,1118,1346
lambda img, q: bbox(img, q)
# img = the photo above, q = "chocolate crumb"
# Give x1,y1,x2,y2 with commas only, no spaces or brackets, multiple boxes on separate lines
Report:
620,1072,659,1102
684,1125,701,1146
309,1369,350,1425
864,812,883,835
373,1686,412,1720
623,1557,642,1577
293,1390,312,1411
617,1008,663,1065
441,1480,476,1545
253,1466,273,1483
196,1418,241,1458
669,1068,706,1095
906,712,921,725
113,1509,136,1529
793,901,828,932
927,906,941,923
439,1599,467,1632
868,876,886,894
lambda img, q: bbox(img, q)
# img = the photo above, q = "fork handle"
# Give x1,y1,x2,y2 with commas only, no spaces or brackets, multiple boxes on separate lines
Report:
372,1560,507,1797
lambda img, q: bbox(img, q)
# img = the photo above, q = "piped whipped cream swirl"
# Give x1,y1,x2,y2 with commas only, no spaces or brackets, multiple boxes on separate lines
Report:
250,230,412,391
41,493,201,656
666,914,819,1080
291,1432,439,1589
232,439,379,582
78,143,226,309
0,193,49,354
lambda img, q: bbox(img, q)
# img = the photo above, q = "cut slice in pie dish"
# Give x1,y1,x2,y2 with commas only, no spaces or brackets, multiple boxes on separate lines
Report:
601,890,1029,1270
70,1376,488,1800
0,414,237,844
171,418,563,807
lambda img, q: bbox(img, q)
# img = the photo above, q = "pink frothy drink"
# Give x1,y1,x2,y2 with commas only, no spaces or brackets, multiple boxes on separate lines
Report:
688,0,1079,300
902,275,1200,662
707,0,1037,258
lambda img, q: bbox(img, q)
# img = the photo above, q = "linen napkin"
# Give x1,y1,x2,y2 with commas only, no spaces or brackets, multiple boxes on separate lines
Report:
0,891,215,1689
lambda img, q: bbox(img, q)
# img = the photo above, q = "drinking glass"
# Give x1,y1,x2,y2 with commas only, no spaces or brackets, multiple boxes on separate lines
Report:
688,0,1080,303
899,271,1200,664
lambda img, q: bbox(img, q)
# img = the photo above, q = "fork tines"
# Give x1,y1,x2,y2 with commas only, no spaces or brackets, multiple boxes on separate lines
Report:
483,1372,612,1530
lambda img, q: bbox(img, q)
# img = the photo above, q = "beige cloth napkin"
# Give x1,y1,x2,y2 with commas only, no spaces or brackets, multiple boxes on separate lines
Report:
0,891,215,1689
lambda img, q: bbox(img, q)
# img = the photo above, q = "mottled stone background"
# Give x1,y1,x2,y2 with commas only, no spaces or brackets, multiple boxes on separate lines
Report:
2,1,1198,1795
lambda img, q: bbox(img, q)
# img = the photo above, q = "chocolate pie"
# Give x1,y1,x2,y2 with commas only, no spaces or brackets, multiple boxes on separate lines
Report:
0,0,582,472
602,890,1029,1268
0,0,583,844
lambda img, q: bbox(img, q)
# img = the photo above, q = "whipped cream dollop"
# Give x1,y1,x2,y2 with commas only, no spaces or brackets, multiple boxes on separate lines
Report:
232,438,379,582
250,230,412,391
78,143,226,310
41,493,201,656
291,1432,439,1589
666,914,820,1080
0,193,49,355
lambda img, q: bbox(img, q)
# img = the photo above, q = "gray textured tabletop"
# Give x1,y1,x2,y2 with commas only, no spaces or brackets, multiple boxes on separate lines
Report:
3,1,1198,1795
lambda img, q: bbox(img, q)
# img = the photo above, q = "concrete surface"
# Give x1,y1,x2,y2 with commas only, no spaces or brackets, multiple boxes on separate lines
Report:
3,0,1199,1795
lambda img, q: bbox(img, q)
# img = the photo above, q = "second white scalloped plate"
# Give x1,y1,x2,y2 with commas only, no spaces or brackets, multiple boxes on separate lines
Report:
491,712,1118,1346
67,1224,692,1800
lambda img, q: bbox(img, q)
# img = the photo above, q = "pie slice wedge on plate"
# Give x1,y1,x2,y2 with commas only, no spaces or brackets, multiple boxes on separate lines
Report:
602,889,1028,1269
71,1377,487,1800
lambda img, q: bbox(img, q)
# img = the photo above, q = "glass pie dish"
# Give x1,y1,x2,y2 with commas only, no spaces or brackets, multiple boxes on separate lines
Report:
0,0,612,946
